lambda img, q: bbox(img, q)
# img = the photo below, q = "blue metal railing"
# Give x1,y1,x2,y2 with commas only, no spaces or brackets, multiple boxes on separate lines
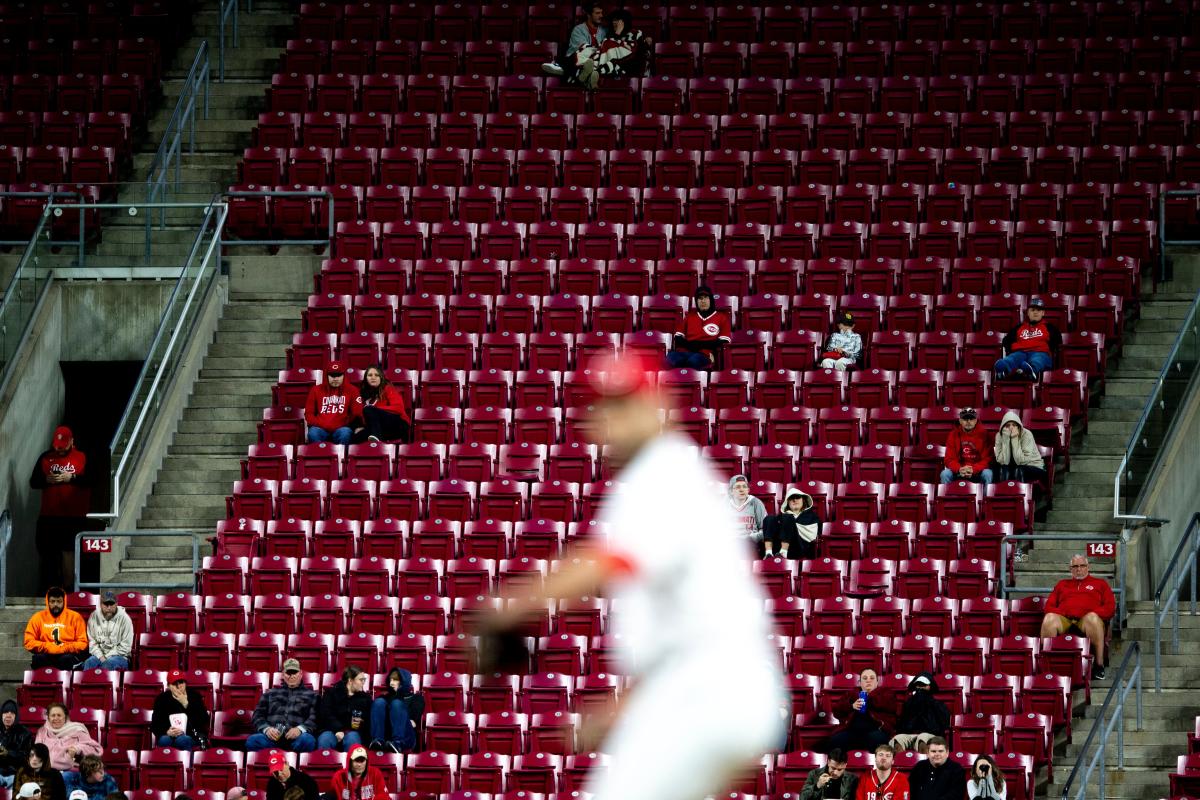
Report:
1154,512,1200,691
218,0,240,82
1060,642,1143,800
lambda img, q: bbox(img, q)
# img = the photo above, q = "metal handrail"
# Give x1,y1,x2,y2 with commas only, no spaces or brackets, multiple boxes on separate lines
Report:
90,201,228,521
222,188,336,248
0,190,84,249
998,533,1127,628
0,275,55,406
1115,189,1200,522
1059,641,1143,800
1153,512,1200,691
218,0,240,82
74,530,202,591
0,510,11,608
145,41,211,259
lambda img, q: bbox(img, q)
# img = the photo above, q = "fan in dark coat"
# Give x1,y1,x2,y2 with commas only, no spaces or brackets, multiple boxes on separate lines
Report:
889,672,951,753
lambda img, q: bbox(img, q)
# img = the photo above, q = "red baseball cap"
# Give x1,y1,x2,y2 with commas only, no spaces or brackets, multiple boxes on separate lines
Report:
268,753,288,772
167,670,186,684
583,351,658,403
52,426,72,448
325,361,345,374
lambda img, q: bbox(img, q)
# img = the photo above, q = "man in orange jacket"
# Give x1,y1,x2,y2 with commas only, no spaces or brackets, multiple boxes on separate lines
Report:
24,587,88,669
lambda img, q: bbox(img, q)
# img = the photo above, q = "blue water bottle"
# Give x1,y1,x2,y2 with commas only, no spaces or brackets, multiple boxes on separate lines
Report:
857,690,868,712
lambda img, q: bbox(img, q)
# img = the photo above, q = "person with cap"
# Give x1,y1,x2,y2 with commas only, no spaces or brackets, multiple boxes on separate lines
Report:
994,296,1062,381
315,665,372,752
727,475,767,552
14,744,64,800
826,668,900,754
939,408,993,486
819,312,863,372
265,753,320,800
61,755,119,800
889,672,950,754
328,743,388,800
29,425,94,592
247,659,319,753
0,699,33,788
797,748,858,800
476,351,788,800
151,671,211,751
763,486,822,560
993,410,1047,485
304,361,361,445
667,285,732,370
24,588,88,670
79,592,132,671
909,737,967,800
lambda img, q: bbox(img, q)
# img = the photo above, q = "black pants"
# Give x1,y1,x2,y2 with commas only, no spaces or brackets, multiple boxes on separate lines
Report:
764,515,817,559
998,464,1047,484
357,405,410,443
825,722,890,754
36,515,86,592
32,651,88,670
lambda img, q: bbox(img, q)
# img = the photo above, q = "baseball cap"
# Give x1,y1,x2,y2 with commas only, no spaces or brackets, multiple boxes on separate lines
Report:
912,675,932,686
582,352,657,403
100,590,117,604
958,407,978,420
694,284,714,299
17,784,43,798
282,657,302,673
837,311,855,326
69,791,88,800
326,361,345,374
349,744,368,761
52,426,72,448
268,752,289,772
1028,296,1046,308
167,670,186,684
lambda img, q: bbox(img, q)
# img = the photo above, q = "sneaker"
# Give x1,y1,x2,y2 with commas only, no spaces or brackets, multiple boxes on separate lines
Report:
368,739,385,750
387,741,404,754
541,61,565,76
763,552,775,559
578,60,599,90
368,435,381,442
1092,663,1106,680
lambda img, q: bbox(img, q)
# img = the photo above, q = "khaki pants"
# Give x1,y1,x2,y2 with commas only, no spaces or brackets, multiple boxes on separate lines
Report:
890,732,937,752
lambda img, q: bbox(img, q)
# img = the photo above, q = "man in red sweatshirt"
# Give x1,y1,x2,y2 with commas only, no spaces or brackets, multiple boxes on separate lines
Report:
855,743,910,800
329,744,388,800
305,361,360,445
938,408,993,485
1041,554,1116,680
995,296,1062,381
667,285,732,370
29,426,93,592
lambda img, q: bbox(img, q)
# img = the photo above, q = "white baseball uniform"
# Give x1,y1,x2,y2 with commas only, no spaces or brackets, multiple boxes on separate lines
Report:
585,433,788,800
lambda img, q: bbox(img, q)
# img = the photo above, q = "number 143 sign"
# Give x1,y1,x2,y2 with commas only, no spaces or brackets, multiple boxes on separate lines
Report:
1087,541,1116,559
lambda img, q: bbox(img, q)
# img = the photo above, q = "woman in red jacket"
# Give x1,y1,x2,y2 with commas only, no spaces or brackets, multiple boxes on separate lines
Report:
354,365,410,443
328,744,388,800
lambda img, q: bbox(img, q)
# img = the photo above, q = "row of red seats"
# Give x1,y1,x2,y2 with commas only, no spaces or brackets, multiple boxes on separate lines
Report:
253,107,1200,154
0,181,102,238
306,256,1140,301
264,70,1196,116
290,0,1194,43
0,110,134,154
0,35,162,79
1172,714,1200,795
0,2,180,53
0,142,119,186
277,35,1200,81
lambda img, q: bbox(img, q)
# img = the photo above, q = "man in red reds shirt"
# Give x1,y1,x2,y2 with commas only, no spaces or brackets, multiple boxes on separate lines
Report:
1041,554,1116,679
855,743,910,800
667,285,731,370
304,361,361,445
939,408,993,485
994,296,1062,381
28,426,93,592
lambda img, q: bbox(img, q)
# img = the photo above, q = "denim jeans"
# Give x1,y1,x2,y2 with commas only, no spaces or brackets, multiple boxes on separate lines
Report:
158,734,196,751
993,349,1053,380
0,775,13,788
80,655,130,670
316,730,363,751
307,426,353,444
370,697,415,749
246,731,317,752
939,468,994,485
666,351,713,370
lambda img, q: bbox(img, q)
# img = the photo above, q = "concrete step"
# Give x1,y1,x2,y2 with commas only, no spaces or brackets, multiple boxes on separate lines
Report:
190,379,280,395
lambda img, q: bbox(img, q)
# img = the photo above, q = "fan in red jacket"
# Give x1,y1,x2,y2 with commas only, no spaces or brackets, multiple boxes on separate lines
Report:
939,408,993,485
329,744,388,800
305,361,361,445
1041,555,1116,680
855,744,910,800
353,365,410,443
667,285,731,370
29,426,94,592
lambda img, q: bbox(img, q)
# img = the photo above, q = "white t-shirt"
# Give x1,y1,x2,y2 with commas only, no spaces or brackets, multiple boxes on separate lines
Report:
601,434,777,677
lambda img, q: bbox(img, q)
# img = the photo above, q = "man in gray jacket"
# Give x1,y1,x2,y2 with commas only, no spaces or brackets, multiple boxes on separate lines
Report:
80,591,132,670
728,474,767,551
799,749,858,800
542,3,607,76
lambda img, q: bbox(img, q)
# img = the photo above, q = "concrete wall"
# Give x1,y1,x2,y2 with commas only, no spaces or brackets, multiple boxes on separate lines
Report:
0,288,65,598
60,282,175,361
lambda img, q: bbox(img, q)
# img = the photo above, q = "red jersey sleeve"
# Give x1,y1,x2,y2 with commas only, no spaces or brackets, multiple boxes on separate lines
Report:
375,384,410,421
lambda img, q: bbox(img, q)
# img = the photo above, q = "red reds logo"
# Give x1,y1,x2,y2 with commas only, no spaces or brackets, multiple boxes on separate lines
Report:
702,322,720,336
320,396,347,415
1018,327,1045,340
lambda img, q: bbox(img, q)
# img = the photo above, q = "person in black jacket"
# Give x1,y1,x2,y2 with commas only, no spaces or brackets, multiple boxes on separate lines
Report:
0,700,33,788
889,672,951,754
264,753,319,800
909,737,967,800
763,487,822,559
316,665,372,752
368,666,424,753
150,671,211,751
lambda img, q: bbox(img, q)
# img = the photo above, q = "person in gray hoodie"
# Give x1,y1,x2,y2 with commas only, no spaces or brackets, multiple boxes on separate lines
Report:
993,410,1047,485
80,591,132,670
764,487,822,559
728,475,767,550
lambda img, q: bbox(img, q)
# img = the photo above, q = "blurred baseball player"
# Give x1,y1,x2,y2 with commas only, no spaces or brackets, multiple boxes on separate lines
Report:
480,352,787,800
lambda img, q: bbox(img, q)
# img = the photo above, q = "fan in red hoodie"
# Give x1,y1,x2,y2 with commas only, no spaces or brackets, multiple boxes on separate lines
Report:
938,408,993,485
1041,555,1116,680
329,744,388,800
667,285,732,370
352,365,410,443
29,426,93,592
855,744,910,800
305,362,361,445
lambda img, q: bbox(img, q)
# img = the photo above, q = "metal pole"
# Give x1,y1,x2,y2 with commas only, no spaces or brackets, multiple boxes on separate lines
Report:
1135,662,1143,729
1119,538,1127,626
1159,187,1167,283
1116,693,1124,770
77,203,85,268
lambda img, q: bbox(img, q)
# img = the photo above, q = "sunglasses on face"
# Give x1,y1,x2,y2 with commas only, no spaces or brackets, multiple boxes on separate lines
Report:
285,670,300,675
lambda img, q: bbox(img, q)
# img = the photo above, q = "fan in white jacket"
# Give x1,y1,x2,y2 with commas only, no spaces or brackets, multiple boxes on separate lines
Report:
81,591,133,670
